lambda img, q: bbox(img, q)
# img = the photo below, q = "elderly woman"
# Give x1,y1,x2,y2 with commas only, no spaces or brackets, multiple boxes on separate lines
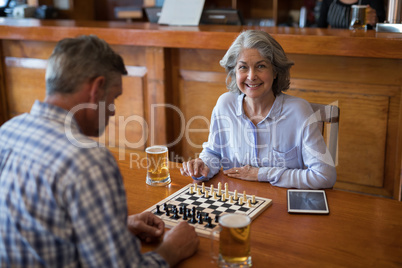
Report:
180,30,336,189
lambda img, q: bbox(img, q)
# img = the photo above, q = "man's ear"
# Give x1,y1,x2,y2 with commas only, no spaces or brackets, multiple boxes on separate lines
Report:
88,76,106,103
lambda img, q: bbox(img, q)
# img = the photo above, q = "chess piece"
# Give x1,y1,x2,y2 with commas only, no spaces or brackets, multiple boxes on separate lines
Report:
156,205,161,214
173,209,179,219
215,215,220,223
202,182,205,193
206,217,213,228
234,190,238,200
252,195,256,204
189,212,197,224
204,212,209,221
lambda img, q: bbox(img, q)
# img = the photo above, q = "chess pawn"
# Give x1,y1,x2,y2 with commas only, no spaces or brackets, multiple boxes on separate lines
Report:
234,190,238,201
247,199,252,208
238,197,244,205
252,195,256,204
229,195,234,204
189,185,194,194
204,190,209,198
221,194,226,202
213,191,218,200
197,188,202,196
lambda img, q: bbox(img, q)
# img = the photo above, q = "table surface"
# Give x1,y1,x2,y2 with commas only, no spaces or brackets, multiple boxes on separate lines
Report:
111,149,402,267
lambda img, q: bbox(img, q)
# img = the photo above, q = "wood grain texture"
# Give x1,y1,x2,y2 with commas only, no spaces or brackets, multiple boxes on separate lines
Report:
111,148,402,268
0,19,402,59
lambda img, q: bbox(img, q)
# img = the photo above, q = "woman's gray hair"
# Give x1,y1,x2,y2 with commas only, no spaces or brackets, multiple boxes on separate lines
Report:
45,35,127,95
220,30,294,96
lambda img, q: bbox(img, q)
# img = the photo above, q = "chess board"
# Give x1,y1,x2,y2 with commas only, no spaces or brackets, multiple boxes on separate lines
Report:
144,183,273,239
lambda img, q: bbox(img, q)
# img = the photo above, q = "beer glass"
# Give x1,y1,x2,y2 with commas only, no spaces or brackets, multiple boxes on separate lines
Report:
350,5,367,30
145,145,171,186
212,213,252,267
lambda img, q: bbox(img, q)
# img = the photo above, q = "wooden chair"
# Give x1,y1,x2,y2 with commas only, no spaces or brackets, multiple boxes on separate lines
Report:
310,103,340,165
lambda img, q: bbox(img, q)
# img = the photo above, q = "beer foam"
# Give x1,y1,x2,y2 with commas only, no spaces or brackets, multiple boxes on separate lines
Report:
220,214,250,228
146,146,168,154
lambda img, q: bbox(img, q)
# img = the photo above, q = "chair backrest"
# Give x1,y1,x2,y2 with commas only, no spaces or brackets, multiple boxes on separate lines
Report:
309,103,340,165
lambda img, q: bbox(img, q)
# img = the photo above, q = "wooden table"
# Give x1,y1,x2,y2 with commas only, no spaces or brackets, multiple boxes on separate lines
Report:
113,149,402,267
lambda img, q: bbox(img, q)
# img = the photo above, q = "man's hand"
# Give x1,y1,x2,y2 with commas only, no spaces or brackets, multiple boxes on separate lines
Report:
155,221,199,267
127,211,165,243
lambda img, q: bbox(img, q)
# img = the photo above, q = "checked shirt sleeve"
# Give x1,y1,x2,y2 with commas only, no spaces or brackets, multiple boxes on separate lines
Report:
64,148,168,268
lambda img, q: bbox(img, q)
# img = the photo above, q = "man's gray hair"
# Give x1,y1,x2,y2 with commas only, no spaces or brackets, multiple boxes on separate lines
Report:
45,35,127,95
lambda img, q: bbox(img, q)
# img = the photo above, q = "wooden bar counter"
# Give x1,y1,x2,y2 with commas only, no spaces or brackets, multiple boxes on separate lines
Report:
0,18,401,200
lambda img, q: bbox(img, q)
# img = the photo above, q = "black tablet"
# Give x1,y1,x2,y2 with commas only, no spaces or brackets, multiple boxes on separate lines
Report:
287,189,329,214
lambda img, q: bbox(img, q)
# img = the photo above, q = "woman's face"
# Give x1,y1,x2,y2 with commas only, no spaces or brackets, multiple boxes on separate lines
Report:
235,48,276,100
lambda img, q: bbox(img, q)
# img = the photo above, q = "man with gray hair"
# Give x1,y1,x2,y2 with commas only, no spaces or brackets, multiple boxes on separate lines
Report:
0,35,199,267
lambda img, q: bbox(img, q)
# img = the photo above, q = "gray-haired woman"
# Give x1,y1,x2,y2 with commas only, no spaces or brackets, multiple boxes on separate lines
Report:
180,30,336,189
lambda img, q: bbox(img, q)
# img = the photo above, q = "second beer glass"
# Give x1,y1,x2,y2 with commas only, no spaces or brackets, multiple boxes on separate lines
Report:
213,213,252,267
145,145,171,186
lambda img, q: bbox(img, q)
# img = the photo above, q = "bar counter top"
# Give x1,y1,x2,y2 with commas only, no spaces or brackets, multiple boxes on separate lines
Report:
0,18,401,59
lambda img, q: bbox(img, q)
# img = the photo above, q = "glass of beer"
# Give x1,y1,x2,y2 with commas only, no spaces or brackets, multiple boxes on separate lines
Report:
145,145,171,186
349,5,367,30
212,213,252,267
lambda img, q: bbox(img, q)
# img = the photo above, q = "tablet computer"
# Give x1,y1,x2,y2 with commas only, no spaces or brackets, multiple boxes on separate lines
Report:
287,189,329,214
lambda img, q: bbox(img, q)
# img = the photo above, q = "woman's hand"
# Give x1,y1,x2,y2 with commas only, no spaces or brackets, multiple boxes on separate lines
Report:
180,158,210,178
223,165,259,181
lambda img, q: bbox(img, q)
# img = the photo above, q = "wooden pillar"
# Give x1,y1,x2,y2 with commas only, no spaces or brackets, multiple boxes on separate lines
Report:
144,47,167,147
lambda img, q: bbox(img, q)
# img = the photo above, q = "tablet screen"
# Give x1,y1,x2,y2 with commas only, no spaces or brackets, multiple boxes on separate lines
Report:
287,190,329,214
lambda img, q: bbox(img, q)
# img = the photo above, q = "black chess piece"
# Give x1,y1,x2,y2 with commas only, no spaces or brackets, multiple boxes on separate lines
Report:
165,208,170,216
198,216,203,224
172,209,179,219
156,205,161,214
204,212,209,221
182,212,188,220
206,217,213,228
215,215,220,223
189,212,197,224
